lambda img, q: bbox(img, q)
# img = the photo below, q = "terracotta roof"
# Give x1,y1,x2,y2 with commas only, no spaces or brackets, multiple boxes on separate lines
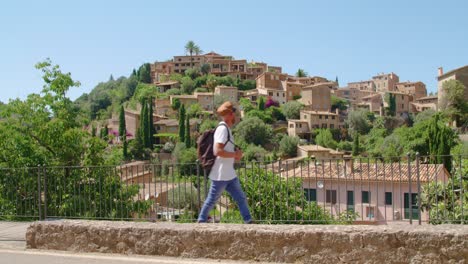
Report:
416,95,438,101
282,162,448,183
215,85,238,89
204,51,222,56
301,110,338,116
387,91,411,96
438,65,468,80
156,81,179,86
298,145,344,155
362,94,381,100
303,82,336,89
194,92,213,96
170,95,197,99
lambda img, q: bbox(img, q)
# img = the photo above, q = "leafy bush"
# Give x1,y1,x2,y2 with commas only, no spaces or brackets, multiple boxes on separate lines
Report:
279,136,300,158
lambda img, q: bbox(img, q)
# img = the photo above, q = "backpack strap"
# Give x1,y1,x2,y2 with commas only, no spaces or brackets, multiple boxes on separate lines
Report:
216,123,232,146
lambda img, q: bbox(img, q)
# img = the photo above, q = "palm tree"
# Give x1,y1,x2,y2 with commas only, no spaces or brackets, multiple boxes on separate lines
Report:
185,41,203,68
296,68,308,77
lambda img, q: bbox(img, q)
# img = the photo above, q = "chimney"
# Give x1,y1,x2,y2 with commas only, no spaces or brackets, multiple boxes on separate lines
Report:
438,67,444,77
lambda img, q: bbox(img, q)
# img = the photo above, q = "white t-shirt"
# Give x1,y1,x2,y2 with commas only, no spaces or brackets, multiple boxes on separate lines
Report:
209,122,237,181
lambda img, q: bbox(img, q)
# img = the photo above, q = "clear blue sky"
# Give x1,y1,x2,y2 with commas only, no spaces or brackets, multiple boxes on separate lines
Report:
1,0,467,103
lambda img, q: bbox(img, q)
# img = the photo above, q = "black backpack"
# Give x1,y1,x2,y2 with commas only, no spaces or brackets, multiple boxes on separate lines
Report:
197,123,231,174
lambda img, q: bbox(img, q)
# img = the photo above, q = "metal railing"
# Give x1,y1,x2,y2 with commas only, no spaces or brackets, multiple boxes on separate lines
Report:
0,154,466,224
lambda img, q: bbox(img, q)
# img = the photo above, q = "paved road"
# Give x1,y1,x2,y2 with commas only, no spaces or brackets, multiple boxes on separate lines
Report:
0,248,267,264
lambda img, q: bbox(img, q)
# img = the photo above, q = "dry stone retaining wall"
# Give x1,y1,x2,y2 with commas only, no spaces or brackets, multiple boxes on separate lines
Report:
26,220,468,263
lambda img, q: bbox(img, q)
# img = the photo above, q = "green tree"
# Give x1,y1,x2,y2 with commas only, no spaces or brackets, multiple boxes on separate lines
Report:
119,105,128,158
138,63,151,84
171,98,181,110
147,97,155,148
239,98,254,114
345,109,373,135
296,69,308,77
385,93,396,116
91,125,97,137
180,76,195,94
184,41,202,68
238,167,333,224
187,103,203,118
315,129,337,149
233,117,273,147
185,116,191,148
331,95,348,112
103,126,109,141
200,63,211,75
414,109,436,124
439,80,468,127
237,79,256,91
0,59,150,218
258,97,266,111
279,136,299,158
281,101,304,120
179,104,186,143
243,144,268,161
199,119,218,133
245,109,273,124
428,114,458,172
142,101,151,148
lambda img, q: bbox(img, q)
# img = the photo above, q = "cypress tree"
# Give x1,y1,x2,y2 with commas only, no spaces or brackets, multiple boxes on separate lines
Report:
258,97,265,111
148,97,155,148
352,134,360,156
103,126,109,141
119,105,128,158
137,99,146,149
91,125,97,137
142,101,150,148
428,114,454,172
179,104,186,143
185,116,191,148
99,127,105,139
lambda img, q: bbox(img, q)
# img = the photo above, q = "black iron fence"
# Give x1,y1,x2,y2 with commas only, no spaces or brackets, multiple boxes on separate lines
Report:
0,154,466,224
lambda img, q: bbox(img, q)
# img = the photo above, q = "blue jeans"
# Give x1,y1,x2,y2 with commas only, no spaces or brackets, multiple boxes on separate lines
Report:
198,177,252,223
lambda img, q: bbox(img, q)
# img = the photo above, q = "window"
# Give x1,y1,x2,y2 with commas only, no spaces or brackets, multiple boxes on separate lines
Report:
282,93,285,97
385,192,392,205
289,124,294,128
325,116,328,120
304,115,307,119
299,124,302,128
330,124,334,129
319,115,322,119
401,104,404,108
175,63,179,66
347,191,354,212
277,92,279,96
304,189,317,202
332,116,335,120
326,190,337,204
321,124,327,128
269,92,273,96
362,191,370,203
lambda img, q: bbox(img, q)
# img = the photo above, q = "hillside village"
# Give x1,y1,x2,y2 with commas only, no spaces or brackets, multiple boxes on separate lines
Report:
89,43,467,165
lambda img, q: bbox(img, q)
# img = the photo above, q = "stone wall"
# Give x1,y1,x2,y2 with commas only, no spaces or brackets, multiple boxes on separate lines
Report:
26,220,468,263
